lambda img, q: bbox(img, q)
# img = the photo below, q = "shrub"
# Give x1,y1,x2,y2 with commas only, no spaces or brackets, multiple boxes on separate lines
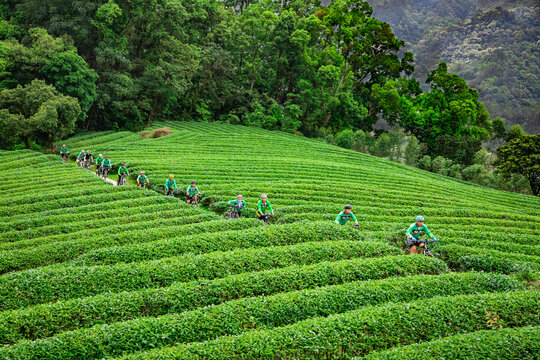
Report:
0,240,401,310
118,291,540,360
404,135,420,166
0,273,523,359
0,255,448,344
418,155,432,170
361,327,540,360
335,129,355,149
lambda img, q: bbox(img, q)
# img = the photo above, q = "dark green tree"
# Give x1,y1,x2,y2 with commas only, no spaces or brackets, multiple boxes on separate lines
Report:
0,79,80,149
494,135,540,196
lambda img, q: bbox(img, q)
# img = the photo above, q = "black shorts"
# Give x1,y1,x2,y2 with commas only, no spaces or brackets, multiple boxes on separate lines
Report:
406,238,422,247
187,194,197,200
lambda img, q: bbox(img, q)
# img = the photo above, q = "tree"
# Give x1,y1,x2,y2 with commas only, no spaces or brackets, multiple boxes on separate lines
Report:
0,80,80,149
404,135,420,166
41,51,98,124
506,124,526,141
494,135,540,195
0,28,97,124
399,63,491,155
335,129,355,149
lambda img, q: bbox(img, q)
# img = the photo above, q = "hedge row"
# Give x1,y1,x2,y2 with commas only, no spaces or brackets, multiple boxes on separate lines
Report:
0,189,156,217
73,222,366,265
116,290,539,360
0,196,175,234
0,214,250,273
0,273,524,359
438,244,540,273
0,255,447,344
1,209,245,253
0,240,400,310
441,238,540,257
1,206,205,243
360,326,540,360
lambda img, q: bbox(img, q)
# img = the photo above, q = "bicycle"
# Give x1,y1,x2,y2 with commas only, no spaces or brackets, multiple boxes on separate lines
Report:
102,167,110,179
118,174,127,186
258,213,273,225
188,194,200,208
165,187,176,196
61,153,68,162
225,204,241,219
95,164,102,176
84,159,92,170
410,239,437,257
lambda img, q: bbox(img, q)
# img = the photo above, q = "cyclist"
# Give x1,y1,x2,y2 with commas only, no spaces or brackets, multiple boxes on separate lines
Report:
117,163,129,185
406,216,438,255
95,154,104,175
84,150,93,169
335,205,359,228
186,181,200,204
165,174,177,195
101,155,112,178
77,150,85,166
59,144,69,160
228,194,246,217
137,171,150,188
256,194,274,221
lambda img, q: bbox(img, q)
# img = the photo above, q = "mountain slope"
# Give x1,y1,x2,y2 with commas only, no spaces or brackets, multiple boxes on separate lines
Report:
0,123,538,359
370,0,540,133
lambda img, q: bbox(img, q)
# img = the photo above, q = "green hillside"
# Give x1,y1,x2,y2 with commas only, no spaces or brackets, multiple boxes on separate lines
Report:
370,0,539,133
0,122,538,359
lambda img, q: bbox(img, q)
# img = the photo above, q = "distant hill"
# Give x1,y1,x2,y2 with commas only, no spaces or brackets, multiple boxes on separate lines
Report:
370,0,539,133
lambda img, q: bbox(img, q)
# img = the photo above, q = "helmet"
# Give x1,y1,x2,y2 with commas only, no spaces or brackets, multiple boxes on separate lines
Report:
81,149,84,152
105,155,109,158
169,174,174,179
261,194,267,198
237,194,243,198
344,205,352,210
87,150,91,153
62,144,66,147
98,154,102,157
191,181,196,184
141,171,145,175
121,163,125,166
416,215,424,222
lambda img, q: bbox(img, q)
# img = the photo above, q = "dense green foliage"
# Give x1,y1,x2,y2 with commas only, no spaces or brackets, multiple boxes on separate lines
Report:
360,327,540,359
494,134,540,195
0,0,522,166
370,0,539,133
0,123,538,358
116,291,539,359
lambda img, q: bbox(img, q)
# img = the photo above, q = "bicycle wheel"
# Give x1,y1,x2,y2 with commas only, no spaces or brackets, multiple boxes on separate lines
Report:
422,248,434,257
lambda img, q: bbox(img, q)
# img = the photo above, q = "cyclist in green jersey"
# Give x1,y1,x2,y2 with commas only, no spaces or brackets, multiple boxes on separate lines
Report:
59,144,69,161
101,155,112,176
228,194,246,217
117,163,129,185
165,174,177,195
137,171,150,187
406,216,438,255
77,150,85,166
95,154,104,175
186,181,200,204
256,194,274,221
335,205,359,228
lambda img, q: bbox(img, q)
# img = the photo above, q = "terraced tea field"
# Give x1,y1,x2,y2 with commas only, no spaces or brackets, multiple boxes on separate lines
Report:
0,122,538,359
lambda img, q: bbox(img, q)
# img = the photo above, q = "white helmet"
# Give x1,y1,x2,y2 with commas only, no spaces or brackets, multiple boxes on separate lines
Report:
261,194,267,198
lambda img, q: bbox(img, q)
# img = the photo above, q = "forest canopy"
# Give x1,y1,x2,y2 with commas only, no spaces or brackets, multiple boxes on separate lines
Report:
0,0,527,162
